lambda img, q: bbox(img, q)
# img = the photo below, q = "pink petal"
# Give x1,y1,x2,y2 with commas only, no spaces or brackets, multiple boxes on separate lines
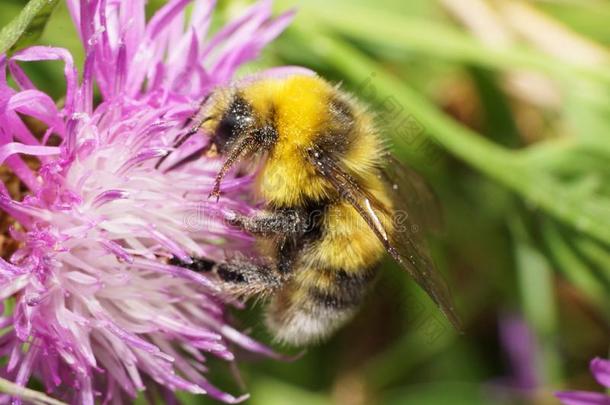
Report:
127,0,191,94
118,0,146,62
11,47,78,114
189,0,216,48
202,0,272,59
237,66,315,85
556,391,610,405
8,90,64,132
591,358,610,388
0,143,59,166
7,61,36,91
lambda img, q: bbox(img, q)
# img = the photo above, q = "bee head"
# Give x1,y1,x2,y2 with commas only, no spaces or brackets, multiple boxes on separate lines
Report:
204,86,280,198
208,92,278,156
203,74,348,199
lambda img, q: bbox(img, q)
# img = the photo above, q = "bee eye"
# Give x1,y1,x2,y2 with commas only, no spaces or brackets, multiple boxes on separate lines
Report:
215,113,239,151
215,97,253,152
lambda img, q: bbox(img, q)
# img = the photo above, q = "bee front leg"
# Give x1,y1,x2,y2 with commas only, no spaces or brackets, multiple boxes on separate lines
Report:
225,208,309,237
171,256,286,298
215,257,287,297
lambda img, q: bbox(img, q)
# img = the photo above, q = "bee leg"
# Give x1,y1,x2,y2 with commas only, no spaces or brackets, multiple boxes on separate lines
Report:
168,256,215,272
226,209,311,236
215,257,287,297
155,93,214,170
170,256,286,297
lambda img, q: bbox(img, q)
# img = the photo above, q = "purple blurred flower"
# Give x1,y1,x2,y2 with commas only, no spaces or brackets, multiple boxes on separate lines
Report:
556,358,610,405
486,315,541,403
498,315,540,392
0,0,297,403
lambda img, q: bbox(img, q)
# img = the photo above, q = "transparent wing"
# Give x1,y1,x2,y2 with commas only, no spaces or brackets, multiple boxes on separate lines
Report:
307,147,462,330
380,153,443,233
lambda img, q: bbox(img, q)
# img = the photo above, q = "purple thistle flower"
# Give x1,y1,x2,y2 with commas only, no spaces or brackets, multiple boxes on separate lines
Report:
556,358,610,405
0,0,302,403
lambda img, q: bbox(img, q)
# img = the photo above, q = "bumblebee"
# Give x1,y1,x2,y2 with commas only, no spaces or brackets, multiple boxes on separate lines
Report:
160,75,461,345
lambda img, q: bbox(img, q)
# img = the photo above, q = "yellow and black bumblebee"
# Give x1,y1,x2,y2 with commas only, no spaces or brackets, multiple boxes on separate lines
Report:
160,74,461,345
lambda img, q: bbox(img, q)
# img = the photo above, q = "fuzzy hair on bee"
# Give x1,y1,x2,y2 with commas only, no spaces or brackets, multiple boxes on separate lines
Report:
161,74,461,346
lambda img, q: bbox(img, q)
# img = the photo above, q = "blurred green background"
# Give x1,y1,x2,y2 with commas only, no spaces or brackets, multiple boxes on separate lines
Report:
2,0,609,404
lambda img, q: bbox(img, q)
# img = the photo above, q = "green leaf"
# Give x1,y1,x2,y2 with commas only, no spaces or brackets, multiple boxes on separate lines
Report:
0,0,60,56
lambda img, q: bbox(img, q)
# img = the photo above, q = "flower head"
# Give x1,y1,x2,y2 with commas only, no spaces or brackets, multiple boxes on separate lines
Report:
0,0,299,402
556,358,610,405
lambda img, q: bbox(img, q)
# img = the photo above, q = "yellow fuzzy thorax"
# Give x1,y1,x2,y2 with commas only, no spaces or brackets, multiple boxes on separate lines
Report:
243,75,335,206
242,76,382,206
242,75,328,147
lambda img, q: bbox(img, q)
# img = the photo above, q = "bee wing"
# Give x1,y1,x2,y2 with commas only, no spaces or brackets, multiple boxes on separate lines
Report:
380,153,443,233
307,148,462,330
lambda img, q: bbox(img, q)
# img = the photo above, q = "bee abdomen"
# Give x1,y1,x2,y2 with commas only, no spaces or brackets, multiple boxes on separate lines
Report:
307,268,374,310
265,267,376,346
307,287,362,311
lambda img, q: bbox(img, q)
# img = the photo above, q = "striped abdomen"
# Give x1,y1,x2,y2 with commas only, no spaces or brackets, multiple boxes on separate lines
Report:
265,200,390,345
266,266,377,345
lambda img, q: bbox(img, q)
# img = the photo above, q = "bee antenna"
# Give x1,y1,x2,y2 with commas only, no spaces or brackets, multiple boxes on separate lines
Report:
154,116,213,170
163,142,213,173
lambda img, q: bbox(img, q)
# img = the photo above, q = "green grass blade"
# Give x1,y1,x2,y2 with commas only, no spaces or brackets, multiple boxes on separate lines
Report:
572,236,610,285
540,220,607,309
511,218,563,383
0,377,66,405
0,0,60,55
